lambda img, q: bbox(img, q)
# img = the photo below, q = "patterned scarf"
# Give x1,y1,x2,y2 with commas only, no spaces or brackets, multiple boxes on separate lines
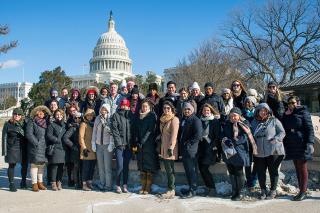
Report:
233,121,257,155
35,116,47,129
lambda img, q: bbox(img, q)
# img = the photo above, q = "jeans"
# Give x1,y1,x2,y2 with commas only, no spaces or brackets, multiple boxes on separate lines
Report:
96,144,113,189
182,157,198,191
293,160,308,193
254,155,284,190
163,160,175,190
115,146,131,186
82,160,96,182
49,163,64,182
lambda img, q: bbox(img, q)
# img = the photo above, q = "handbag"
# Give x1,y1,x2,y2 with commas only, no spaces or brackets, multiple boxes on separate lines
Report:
271,141,285,156
221,138,237,159
46,144,55,156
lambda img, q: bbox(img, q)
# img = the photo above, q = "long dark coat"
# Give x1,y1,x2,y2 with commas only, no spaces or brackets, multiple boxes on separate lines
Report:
282,106,314,160
2,120,27,163
222,120,250,167
266,94,285,120
26,120,48,163
179,114,203,158
198,93,226,119
46,121,67,164
198,118,221,165
135,112,159,173
63,122,80,163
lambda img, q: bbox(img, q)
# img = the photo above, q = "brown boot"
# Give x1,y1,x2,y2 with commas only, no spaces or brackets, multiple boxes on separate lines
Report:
37,182,47,190
139,172,147,194
51,182,58,191
56,181,62,190
144,173,153,195
32,183,39,192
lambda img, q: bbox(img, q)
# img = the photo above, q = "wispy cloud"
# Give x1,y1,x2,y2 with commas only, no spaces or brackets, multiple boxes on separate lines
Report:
0,59,23,69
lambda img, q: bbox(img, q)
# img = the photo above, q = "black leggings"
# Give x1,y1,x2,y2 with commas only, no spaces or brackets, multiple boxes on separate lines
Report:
199,163,215,189
254,155,284,190
49,163,64,182
8,163,28,183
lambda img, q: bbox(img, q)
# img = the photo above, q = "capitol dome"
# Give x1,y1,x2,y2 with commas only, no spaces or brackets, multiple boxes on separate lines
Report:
89,12,132,75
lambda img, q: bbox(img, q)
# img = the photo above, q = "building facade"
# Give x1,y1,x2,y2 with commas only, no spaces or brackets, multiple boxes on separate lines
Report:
0,82,32,105
71,12,133,88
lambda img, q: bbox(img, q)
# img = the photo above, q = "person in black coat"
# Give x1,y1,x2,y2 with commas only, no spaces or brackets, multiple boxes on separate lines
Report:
63,112,82,189
231,80,247,111
179,102,203,198
265,81,285,120
158,81,179,117
222,107,257,201
80,86,99,116
282,96,315,201
135,100,159,195
197,104,221,197
198,82,226,120
176,87,191,120
111,98,134,193
46,109,67,191
26,105,51,192
1,108,27,192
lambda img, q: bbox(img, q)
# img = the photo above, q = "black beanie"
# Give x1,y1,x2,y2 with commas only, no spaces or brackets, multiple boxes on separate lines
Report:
131,87,139,95
204,82,214,88
148,83,158,91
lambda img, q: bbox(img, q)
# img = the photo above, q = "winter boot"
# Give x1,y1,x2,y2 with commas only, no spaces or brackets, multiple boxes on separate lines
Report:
82,182,91,191
144,173,153,195
37,182,47,190
20,180,27,189
56,181,62,190
9,182,17,192
51,182,58,191
139,172,147,194
161,190,175,199
32,183,39,192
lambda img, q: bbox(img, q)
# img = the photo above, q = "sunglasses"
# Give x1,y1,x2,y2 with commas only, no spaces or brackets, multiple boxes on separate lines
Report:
163,106,171,110
288,101,297,105
232,84,240,87
268,86,276,89
13,113,22,116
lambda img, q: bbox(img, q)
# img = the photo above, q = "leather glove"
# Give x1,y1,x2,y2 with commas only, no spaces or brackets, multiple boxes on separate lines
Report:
167,148,173,157
306,144,314,155
83,149,90,157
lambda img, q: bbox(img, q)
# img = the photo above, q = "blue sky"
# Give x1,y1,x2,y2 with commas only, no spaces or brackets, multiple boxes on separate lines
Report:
0,0,245,83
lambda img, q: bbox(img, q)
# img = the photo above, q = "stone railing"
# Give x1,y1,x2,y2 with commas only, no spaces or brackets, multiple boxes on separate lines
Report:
0,106,15,118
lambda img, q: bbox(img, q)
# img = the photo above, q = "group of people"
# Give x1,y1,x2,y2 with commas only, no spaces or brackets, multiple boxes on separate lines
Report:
1,79,315,202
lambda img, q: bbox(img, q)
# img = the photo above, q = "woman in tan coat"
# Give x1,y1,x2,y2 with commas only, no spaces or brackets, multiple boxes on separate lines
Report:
159,101,179,199
79,108,96,191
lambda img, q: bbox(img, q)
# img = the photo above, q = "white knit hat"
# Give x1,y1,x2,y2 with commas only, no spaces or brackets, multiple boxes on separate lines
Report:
221,88,231,94
191,82,200,90
120,80,127,88
247,88,258,98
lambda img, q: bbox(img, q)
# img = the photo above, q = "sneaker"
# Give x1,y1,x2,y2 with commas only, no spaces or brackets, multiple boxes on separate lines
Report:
123,184,129,193
267,190,276,199
260,189,267,200
180,190,196,199
116,186,122,194
292,192,307,201
51,182,58,191
82,183,91,191
9,183,17,192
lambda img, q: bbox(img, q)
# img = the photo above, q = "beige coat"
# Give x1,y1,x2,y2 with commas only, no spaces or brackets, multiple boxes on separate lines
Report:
160,116,179,160
79,109,96,160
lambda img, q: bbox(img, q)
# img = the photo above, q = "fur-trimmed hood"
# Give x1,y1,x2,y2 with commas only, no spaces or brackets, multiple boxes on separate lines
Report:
85,86,99,96
30,105,51,119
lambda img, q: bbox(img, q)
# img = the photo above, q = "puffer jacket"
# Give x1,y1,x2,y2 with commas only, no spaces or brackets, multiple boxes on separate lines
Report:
63,121,80,163
46,120,67,164
111,109,134,148
26,105,51,163
282,106,315,160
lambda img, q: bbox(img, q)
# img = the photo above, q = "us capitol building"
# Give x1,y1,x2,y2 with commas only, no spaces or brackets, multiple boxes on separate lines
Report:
71,12,133,88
